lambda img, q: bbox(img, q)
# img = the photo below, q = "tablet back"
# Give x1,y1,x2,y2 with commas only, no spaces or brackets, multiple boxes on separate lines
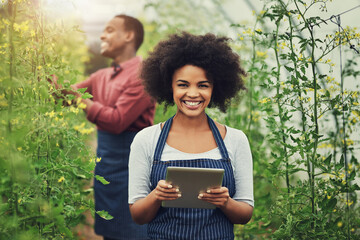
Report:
162,166,224,209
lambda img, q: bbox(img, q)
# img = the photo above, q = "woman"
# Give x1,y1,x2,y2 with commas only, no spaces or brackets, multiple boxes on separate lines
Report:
128,32,253,240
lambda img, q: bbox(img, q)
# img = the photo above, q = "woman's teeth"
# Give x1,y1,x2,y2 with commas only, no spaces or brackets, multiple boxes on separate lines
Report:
184,101,200,106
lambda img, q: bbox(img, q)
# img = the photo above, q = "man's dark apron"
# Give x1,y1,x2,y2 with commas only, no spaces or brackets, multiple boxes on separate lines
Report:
95,130,148,239
148,115,236,240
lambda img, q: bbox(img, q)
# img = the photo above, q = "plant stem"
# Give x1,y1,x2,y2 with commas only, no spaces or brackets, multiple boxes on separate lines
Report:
337,15,350,240
247,37,255,137
273,18,291,208
7,0,19,219
309,24,318,230
294,0,318,229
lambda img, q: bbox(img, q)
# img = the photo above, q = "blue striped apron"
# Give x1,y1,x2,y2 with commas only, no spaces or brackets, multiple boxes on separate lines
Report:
95,130,148,239
148,115,236,240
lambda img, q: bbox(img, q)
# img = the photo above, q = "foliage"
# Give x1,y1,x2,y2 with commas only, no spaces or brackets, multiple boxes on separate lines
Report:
231,0,360,239
0,0,96,239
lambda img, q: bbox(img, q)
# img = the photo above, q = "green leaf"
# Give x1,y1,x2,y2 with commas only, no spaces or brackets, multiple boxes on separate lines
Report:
42,222,55,233
96,210,114,220
95,175,110,185
324,154,332,169
349,170,356,181
284,66,294,72
82,92,93,99
77,88,87,93
325,198,337,212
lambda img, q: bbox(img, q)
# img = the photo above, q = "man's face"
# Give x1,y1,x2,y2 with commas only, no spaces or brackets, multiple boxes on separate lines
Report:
100,17,129,58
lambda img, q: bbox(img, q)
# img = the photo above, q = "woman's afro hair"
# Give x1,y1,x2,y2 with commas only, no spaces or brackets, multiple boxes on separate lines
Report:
141,32,247,112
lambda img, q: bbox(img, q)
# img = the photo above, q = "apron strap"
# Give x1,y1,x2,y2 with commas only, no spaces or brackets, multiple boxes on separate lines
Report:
153,114,230,161
153,116,174,161
206,115,230,160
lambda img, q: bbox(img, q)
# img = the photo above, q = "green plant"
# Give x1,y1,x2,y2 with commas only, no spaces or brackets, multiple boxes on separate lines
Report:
0,1,95,239
232,0,360,239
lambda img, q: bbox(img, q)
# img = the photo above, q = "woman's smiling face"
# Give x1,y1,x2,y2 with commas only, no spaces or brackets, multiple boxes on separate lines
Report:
172,65,213,118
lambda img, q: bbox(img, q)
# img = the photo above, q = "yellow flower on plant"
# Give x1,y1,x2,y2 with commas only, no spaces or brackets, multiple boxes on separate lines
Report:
342,139,354,146
76,97,82,105
298,53,303,61
337,222,343,228
256,51,268,58
17,147,22,151
79,127,95,135
58,176,65,183
0,100,8,107
48,111,55,118
74,122,86,131
259,98,271,104
78,102,87,109
96,157,102,163
69,106,79,114
37,65,42,70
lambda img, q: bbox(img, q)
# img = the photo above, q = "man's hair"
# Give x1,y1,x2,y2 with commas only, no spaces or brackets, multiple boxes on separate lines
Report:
115,14,144,51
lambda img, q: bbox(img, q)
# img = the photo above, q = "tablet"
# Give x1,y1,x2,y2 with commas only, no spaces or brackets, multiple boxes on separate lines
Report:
161,166,224,209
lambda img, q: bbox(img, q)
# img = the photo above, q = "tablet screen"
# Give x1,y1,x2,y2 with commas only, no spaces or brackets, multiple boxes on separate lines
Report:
162,166,224,209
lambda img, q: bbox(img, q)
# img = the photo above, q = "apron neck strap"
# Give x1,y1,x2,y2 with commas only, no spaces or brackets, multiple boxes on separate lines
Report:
153,114,229,161
153,116,174,161
206,115,229,160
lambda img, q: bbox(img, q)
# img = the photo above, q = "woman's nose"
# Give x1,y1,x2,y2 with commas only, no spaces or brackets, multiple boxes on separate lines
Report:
187,87,200,97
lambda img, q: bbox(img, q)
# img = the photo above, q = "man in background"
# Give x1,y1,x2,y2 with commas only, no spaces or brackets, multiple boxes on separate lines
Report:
69,15,154,239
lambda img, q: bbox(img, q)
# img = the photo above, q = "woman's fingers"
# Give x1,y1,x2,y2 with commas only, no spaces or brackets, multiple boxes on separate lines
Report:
154,180,181,201
198,187,229,207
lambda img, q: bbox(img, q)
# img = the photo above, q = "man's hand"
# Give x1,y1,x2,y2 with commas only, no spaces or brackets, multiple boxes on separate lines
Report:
48,75,80,97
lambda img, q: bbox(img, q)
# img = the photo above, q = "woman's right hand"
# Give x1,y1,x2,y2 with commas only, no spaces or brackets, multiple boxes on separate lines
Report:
130,180,181,224
153,180,181,201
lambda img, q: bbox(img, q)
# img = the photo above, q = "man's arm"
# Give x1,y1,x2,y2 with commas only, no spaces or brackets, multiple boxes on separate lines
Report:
84,81,154,134
49,74,94,108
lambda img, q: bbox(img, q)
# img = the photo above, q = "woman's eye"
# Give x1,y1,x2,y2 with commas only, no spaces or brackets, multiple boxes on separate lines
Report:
177,84,187,87
199,84,209,88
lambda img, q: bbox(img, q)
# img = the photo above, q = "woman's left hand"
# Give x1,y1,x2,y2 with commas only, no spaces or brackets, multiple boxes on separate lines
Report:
198,187,230,208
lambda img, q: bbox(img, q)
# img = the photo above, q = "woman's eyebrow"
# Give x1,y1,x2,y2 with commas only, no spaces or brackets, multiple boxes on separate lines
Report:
198,80,211,84
175,80,210,83
175,79,189,83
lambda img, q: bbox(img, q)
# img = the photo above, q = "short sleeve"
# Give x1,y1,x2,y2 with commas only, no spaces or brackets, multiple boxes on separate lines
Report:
128,124,161,204
225,127,254,207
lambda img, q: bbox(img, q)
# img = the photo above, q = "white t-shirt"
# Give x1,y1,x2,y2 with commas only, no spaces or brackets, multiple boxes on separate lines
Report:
128,123,254,207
